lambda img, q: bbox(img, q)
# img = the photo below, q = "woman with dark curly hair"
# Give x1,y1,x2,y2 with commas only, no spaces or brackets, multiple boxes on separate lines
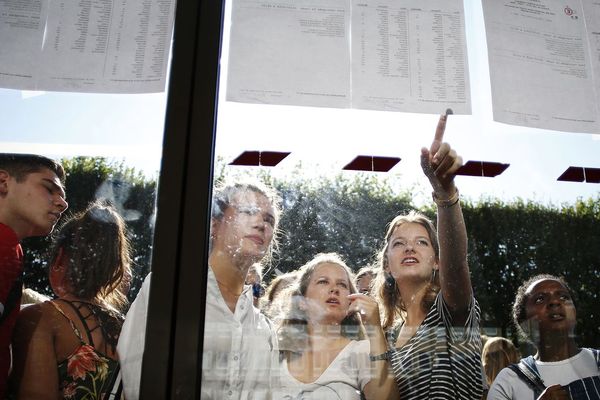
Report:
11,201,131,399
487,274,600,400
273,253,398,400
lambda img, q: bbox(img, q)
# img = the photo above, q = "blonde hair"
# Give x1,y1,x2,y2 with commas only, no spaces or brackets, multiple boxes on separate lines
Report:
372,211,440,330
275,253,363,353
482,336,521,385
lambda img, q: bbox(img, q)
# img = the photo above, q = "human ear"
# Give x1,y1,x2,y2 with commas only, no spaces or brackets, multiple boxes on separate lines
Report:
384,269,396,288
0,170,10,195
49,248,67,274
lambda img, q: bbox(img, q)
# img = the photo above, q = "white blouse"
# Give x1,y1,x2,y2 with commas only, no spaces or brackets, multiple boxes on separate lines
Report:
118,269,279,400
274,339,372,400
201,268,279,400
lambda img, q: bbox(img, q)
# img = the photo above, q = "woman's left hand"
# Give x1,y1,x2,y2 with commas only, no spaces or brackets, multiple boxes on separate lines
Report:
420,113,463,196
347,293,381,328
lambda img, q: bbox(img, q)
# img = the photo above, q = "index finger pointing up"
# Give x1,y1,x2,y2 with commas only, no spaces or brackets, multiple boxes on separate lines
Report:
431,108,453,154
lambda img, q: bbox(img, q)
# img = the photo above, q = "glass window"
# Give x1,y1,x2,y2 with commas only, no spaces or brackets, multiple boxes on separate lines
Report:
195,0,600,398
7,0,597,397
0,0,173,397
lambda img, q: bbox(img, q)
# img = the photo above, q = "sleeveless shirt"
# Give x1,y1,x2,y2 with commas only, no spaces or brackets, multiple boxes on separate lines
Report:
51,300,123,399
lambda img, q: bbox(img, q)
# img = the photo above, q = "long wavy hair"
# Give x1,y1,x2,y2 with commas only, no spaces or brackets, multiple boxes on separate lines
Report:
275,253,364,354
372,211,440,330
49,200,131,312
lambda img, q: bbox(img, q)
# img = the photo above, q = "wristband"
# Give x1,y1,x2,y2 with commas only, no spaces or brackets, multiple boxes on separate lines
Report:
432,189,459,208
369,350,392,362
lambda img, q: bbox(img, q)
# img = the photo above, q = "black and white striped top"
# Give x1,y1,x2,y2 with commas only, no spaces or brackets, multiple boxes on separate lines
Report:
387,293,485,400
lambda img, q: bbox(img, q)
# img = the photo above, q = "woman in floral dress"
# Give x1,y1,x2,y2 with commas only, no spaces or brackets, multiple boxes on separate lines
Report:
11,201,131,399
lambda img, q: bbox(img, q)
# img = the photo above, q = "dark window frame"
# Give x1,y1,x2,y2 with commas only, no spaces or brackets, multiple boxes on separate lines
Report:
140,0,225,397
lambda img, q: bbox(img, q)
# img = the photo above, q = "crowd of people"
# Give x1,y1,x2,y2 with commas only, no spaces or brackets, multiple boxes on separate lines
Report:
1,114,598,400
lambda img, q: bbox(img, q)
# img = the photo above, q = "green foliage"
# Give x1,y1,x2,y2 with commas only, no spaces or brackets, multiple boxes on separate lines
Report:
271,173,413,277
22,158,600,347
463,197,600,347
217,164,599,347
214,163,413,277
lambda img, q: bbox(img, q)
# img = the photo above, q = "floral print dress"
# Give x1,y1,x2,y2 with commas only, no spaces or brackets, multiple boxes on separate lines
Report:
50,300,123,400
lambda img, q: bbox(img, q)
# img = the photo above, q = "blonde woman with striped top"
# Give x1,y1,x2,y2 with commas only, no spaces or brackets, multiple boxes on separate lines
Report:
372,114,485,399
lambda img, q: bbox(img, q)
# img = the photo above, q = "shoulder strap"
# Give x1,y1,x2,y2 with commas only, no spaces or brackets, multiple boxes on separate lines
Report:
507,356,546,392
104,364,124,400
49,301,85,343
63,299,100,345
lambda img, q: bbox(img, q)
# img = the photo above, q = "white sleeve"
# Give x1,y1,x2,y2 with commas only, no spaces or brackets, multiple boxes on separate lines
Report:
486,367,520,400
117,273,151,400
264,313,281,394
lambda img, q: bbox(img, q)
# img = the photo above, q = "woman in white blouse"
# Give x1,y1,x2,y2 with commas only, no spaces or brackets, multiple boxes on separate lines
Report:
273,253,399,400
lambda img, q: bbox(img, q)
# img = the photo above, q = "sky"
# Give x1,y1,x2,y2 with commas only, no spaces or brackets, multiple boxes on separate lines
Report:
1,0,599,207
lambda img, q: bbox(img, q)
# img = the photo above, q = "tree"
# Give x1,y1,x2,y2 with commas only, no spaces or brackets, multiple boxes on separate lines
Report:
271,174,401,273
22,158,600,346
216,163,600,346
463,197,600,348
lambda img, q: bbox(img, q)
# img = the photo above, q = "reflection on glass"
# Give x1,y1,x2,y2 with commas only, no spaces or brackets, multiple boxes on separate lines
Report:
208,1,600,392
0,150,161,399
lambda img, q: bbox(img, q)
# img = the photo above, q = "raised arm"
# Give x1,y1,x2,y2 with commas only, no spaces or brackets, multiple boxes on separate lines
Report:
11,303,60,400
420,112,472,322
